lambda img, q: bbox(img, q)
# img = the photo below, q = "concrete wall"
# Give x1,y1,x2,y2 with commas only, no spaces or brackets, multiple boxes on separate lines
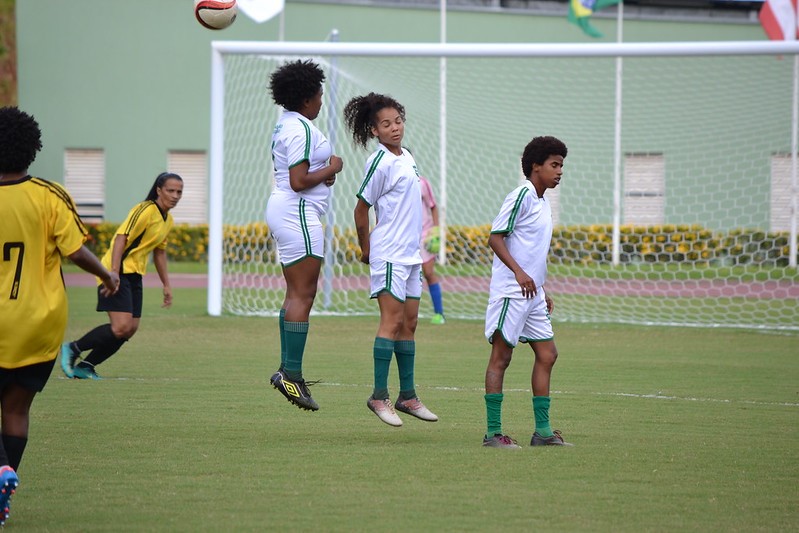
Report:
17,0,768,222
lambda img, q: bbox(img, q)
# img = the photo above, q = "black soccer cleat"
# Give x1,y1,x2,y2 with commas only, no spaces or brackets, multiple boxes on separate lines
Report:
270,370,319,411
531,429,573,446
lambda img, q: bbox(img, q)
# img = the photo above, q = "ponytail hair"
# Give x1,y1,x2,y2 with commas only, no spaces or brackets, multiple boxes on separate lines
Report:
343,92,406,149
146,172,183,201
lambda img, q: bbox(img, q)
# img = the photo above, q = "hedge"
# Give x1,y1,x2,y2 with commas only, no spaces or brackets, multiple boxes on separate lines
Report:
83,222,797,267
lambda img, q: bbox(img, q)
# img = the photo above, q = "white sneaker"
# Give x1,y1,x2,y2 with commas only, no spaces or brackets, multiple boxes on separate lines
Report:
394,397,439,422
367,397,403,427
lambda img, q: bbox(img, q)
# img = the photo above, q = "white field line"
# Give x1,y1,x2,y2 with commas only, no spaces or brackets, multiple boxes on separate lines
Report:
55,377,799,408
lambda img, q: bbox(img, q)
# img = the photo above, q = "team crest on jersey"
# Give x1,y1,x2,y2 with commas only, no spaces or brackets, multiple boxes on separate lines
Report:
273,124,283,135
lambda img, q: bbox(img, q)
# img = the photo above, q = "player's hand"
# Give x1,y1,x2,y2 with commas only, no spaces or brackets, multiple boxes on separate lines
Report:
329,155,343,173
100,272,120,297
359,250,369,265
545,294,554,314
515,271,537,298
162,286,173,308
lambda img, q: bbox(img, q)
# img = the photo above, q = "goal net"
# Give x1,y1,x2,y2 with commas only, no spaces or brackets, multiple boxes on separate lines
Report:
208,41,799,331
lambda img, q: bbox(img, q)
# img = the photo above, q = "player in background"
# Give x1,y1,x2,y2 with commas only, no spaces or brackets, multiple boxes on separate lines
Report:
0,106,119,525
345,92,438,427
482,136,572,449
266,59,343,412
61,172,183,380
419,175,446,324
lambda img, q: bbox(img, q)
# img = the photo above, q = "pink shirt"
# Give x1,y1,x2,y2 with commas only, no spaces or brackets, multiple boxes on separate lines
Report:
419,176,437,236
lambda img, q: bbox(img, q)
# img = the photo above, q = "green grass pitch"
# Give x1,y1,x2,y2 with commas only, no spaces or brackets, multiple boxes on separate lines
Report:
15,286,798,531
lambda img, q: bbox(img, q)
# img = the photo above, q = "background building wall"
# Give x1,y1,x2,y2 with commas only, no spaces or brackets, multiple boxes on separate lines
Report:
17,0,766,221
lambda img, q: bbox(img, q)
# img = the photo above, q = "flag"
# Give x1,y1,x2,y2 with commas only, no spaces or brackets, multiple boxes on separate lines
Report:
759,0,798,40
568,0,621,38
237,0,285,24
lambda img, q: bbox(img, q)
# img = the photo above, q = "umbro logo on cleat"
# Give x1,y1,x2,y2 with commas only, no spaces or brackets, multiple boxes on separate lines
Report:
283,381,301,398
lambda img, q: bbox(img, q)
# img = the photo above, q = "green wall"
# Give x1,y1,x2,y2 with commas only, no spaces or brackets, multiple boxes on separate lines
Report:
17,0,768,222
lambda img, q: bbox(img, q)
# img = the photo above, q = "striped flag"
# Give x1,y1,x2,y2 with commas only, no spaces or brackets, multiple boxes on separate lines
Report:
568,0,621,38
759,0,798,40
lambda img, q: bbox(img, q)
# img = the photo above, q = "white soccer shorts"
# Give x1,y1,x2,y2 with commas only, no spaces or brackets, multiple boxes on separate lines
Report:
484,290,553,347
265,197,324,266
369,260,423,302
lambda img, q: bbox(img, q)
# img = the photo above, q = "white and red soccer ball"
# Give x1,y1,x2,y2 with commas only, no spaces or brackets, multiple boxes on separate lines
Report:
194,0,238,30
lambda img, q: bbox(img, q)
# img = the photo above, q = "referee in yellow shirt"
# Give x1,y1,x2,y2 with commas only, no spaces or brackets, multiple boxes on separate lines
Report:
0,107,119,526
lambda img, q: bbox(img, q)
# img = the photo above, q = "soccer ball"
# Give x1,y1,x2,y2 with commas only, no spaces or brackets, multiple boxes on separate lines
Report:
194,0,238,30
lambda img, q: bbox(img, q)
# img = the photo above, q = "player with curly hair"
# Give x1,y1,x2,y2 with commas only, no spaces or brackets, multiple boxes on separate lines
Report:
345,92,438,427
482,135,572,449
266,59,343,412
0,106,118,525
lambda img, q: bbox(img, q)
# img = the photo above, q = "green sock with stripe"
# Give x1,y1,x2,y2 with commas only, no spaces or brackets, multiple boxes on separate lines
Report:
533,396,553,437
283,320,309,381
394,340,416,400
485,393,504,437
372,337,394,400
278,308,287,370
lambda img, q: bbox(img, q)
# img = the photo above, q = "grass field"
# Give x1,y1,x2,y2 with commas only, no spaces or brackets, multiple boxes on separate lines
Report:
12,286,799,531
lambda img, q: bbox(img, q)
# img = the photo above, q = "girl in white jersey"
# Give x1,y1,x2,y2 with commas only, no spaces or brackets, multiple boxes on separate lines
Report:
482,136,571,449
265,60,343,412
344,93,438,427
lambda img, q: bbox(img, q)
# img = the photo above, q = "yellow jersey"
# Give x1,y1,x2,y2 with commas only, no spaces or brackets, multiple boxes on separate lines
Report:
0,176,87,368
101,201,173,277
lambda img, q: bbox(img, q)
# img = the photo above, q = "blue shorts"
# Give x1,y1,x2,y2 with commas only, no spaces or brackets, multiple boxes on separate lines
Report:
97,273,143,317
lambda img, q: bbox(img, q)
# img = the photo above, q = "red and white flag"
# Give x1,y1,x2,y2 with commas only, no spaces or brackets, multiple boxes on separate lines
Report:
759,0,799,40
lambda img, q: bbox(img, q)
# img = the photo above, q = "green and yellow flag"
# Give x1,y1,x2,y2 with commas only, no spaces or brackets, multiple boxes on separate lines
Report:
568,0,622,38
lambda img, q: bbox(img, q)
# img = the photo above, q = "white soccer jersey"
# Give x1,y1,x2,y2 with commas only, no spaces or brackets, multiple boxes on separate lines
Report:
489,181,553,299
270,110,333,214
356,144,423,266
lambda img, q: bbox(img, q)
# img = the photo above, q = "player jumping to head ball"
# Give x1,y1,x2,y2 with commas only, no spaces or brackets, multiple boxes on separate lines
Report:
266,59,343,412
482,135,572,449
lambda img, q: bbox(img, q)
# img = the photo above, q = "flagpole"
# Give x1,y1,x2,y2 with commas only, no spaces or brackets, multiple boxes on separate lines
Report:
789,53,798,268
438,0,448,265
611,1,624,266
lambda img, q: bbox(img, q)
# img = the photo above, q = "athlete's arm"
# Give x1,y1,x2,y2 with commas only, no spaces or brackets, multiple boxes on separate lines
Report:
288,155,343,192
110,234,127,273
488,232,536,298
354,198,371,265
152,247,172,308
68,246,120,296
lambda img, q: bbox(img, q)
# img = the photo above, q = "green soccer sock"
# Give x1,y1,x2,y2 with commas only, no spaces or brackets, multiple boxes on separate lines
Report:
533,396,553,437
485,393,504,437
372,337,395,400
283,320,309,381
278,308,287,370
394,340,416,400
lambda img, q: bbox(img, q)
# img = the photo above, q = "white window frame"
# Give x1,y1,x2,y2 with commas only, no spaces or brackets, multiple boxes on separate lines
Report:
770,154,792,232
64,148,105,223
167,150,208,224
624,153,665,226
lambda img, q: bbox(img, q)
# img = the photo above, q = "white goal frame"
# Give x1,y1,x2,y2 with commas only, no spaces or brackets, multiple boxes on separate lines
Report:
207,40,799,324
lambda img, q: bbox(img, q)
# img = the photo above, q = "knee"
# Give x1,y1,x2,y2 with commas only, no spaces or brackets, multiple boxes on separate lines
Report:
111,323,137,339
538,346,558,367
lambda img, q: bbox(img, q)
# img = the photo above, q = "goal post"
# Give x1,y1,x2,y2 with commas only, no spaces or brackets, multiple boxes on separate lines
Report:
208,40,799,331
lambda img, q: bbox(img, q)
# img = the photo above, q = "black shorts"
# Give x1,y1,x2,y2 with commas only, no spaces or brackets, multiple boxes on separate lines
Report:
97,273,143,317
0,359,56,393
